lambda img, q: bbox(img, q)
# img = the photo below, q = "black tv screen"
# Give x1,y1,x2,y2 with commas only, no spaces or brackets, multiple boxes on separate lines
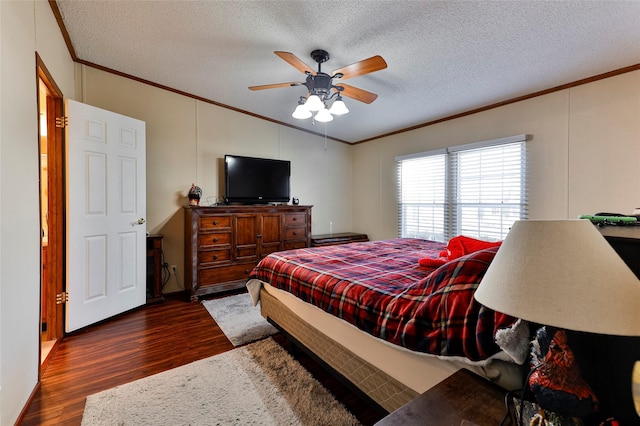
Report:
224,155,291,204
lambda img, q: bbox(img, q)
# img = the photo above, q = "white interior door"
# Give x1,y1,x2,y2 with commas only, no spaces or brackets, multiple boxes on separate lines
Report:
66,99,146,332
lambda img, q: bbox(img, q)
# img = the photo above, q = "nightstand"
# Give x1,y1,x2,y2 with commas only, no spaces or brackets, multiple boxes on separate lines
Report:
375,369,510,425
146,234,164,304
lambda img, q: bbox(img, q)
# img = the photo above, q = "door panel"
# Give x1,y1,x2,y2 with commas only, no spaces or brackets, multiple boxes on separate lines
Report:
235,215,259,261
85,235,107,300
261,214,281,243
260,214,281,256
66,99,146,332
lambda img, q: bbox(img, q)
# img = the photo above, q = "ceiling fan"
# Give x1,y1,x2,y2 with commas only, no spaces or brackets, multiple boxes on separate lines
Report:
248,50,387,122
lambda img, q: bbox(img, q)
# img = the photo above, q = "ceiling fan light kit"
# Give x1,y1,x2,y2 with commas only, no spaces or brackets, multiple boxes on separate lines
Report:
249,49,386,124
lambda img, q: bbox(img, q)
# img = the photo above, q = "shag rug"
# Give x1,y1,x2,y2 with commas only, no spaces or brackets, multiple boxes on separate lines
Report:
202,292,277,346
81,338,360,425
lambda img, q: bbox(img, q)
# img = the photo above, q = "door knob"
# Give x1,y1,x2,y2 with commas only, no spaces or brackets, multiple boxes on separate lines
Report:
135,218,146,225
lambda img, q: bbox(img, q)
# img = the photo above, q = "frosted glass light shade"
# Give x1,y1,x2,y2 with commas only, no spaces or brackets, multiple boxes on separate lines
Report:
304,95,324,112
474,219,640,336
329,99,349,115
314,108,333,122
292,104,312,119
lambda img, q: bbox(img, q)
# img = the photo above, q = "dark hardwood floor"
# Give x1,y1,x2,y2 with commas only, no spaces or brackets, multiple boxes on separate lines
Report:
21,292,385,426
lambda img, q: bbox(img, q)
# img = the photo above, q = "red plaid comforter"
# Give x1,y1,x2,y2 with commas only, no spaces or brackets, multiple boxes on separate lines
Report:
249,238,517,361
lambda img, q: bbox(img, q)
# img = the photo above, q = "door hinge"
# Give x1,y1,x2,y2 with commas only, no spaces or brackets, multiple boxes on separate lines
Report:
56,292,69,304
55,116,68,128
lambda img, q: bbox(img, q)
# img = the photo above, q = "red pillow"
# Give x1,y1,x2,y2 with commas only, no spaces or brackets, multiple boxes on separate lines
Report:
419,256,448,268
419,235,501,268
445,235,502,260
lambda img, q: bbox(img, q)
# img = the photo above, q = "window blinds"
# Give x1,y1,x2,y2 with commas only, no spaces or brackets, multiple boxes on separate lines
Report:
397,151,447,241
397,135,529,242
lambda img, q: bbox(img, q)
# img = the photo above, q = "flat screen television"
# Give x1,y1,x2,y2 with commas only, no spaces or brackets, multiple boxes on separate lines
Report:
224,154,291,204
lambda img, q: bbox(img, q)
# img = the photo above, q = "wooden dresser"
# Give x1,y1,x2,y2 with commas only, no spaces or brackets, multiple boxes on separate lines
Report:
184,205,311,301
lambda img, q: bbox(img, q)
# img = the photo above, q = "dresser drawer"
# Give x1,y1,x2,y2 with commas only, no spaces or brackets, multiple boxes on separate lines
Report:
283,241,307,251
284,227,306,241
199,248,231,264
199,262,257,285
200,215,231,230
198,232,231,246
284,213,307,227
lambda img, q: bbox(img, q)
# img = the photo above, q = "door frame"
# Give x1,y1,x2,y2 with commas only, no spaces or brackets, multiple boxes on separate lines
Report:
36,54,65,372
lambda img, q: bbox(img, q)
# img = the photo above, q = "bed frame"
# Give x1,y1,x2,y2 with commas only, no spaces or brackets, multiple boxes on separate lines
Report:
259,287,417,413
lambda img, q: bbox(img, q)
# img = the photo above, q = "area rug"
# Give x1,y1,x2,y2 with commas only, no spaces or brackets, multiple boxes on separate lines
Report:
202,292,277,346
81,338,360,425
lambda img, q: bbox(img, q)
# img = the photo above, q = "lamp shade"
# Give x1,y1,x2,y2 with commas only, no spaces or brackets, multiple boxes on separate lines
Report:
304,94,324,112
292,104,312,119
474,219,640,336
329,99,349,115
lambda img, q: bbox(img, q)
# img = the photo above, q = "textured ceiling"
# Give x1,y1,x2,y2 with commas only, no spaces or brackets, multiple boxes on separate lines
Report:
55,0,640,144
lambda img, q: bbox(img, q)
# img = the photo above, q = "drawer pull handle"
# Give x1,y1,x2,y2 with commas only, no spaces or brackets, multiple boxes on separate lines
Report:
292,217,297,221
245,269,250,274
213,237,218,242
213,255,218,260
293,231,297,236
257,234,262,238
213,220,218,225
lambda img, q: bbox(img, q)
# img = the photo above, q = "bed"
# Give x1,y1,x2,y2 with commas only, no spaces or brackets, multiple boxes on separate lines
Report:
246,238,529,413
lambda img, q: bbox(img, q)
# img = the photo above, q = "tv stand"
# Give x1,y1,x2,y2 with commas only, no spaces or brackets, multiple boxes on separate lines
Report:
184,205,312,301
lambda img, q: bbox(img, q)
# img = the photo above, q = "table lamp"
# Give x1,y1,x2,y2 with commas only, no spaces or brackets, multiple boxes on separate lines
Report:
474,219,640,423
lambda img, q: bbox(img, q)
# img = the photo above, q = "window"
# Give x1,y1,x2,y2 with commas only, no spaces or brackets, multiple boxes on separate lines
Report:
397,134,529,242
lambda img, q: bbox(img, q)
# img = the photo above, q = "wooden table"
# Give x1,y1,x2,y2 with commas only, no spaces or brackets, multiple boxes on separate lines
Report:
375,369,510,426
310,232,369,247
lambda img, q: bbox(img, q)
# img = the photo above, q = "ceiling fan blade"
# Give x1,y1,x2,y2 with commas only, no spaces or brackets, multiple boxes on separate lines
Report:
274,51,315,75
337,84,378,104
248,82,302,91
331,55,387,80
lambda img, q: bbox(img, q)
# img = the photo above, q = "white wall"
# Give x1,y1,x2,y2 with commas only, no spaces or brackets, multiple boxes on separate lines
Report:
353,71,640,241
78,67,354,293
568,73,640,215
0,1,75,424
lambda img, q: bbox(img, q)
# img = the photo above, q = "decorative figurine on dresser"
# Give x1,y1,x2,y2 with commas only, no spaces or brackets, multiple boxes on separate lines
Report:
188,183,202,206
